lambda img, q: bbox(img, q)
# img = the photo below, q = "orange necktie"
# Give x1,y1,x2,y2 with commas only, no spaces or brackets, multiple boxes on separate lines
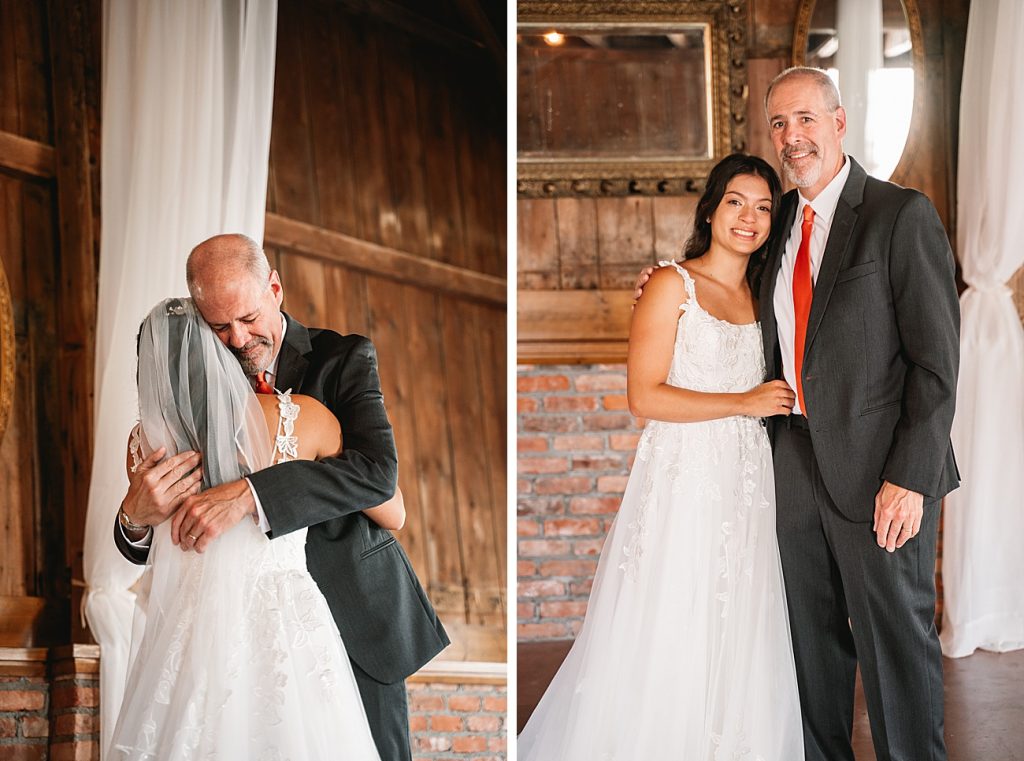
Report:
793,204,815,415
254,371,274,395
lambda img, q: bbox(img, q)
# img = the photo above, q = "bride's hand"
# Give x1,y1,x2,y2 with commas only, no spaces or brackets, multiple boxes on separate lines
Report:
123,448,203,528
741,381,796,418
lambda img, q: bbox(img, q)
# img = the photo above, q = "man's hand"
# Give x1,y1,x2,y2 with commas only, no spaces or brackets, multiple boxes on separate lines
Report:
633,265,658,304
172,479,256,553
873,481,924,552
123,448,203,528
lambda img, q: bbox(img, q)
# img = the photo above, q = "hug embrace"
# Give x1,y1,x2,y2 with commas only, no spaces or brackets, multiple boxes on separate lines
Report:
519,66,960,761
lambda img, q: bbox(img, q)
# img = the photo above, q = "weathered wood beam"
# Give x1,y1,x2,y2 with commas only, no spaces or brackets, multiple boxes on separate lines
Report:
334,0,488,57
0,130,55,178
452,0,505,71
429,618,506,665
0,596,67,648
518,289,632,364
0,646,48,678
264,212,506,305
411,658,506,685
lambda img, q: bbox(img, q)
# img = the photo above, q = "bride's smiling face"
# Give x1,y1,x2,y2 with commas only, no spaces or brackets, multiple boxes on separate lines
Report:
194,269,285,375
709,173,773,257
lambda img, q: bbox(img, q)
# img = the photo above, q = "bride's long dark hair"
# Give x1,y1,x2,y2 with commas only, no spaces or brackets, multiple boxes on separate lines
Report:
681,153,783,292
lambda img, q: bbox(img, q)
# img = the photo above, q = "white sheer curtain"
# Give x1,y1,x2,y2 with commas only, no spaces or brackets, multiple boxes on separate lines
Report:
835,0,882,167
84,1,277,754
940,0,1024,659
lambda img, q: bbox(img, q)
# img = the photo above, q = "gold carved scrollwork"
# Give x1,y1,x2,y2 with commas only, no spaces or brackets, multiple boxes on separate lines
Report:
0,256,13,443
517,1,750,198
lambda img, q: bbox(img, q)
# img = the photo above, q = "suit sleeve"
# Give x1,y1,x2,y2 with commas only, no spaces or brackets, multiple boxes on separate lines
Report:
246,336,399,537
113,517,150,565
880,191,960,495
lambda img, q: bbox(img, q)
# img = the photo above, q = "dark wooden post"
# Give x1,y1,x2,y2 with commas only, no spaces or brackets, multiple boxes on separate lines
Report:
47,0,99,644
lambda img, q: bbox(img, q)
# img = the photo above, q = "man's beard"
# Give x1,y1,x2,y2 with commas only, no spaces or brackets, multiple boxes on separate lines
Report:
782,142,822,188
232,337,273,375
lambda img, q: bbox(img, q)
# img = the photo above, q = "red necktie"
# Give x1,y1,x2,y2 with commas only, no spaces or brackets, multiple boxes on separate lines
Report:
254,371,274,395
793,204,815,415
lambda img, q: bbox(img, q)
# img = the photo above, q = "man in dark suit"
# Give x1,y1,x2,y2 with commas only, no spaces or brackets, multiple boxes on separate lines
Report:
114,233,448,761
762,67,959,761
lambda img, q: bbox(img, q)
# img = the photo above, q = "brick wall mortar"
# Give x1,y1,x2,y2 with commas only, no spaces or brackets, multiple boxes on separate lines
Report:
0,676,50,757
409,681,507,760
518,363,638,641
48,669,101,760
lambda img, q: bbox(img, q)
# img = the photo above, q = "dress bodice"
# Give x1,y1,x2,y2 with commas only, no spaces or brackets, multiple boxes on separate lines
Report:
259,392,307,570
662,261,765,395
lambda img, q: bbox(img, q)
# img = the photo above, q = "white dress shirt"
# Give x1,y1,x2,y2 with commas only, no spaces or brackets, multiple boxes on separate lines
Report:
125,313,288,546
773,156,851,416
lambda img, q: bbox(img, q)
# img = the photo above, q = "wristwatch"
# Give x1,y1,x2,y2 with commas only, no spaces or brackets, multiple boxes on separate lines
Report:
118,505,148,533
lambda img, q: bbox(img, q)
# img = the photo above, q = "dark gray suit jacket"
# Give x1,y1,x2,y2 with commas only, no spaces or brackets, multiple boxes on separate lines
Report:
760,158,960,520
116,315,449,684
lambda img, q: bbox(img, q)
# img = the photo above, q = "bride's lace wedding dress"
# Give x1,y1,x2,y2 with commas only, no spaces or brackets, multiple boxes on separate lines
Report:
519,263,803,760
112,394,380,761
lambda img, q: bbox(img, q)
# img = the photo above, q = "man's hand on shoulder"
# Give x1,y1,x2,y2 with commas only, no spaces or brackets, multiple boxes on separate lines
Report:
172,478,256,553
873,480,924,552
632,265,658,305
122,448,203,530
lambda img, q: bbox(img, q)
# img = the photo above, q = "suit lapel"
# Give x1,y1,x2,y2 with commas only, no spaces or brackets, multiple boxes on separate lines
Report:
761,192,797,380
275,312,312,393
804,159,866,357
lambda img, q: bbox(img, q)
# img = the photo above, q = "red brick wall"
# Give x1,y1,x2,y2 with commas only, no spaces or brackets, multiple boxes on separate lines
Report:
0,674,50,759
409,680,507,760
0,647,100,761
48,650,100,761
517,364,638,641
2,652,506,760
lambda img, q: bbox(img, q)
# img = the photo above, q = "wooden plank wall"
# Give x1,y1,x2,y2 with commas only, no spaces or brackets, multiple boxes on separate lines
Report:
0,0,506,660
0,0,101,643
267,2,506,660
518,195,697,290
517,0,971,295
0,0,57,602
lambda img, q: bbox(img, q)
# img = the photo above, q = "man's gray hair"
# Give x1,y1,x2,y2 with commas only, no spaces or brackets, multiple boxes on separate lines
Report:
185,233,271,299
764,66,842,116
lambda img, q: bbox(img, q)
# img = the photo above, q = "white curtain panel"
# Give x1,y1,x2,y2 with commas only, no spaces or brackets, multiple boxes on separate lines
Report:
941,0,1024,658
835,0,882,169
84,1,277,754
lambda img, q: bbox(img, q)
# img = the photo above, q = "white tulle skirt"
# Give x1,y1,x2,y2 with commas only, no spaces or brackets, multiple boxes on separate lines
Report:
111,520,380,760
519,416,803,761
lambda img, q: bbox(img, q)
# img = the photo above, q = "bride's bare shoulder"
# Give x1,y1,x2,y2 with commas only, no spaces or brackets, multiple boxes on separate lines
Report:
257,393,341,459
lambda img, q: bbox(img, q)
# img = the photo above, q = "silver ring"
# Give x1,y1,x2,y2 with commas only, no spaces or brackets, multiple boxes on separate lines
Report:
187,532,198,542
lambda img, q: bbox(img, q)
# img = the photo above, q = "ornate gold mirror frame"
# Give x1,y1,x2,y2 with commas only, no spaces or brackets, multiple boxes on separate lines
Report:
0,256,13,443
517,0,750,198
791,0,925,187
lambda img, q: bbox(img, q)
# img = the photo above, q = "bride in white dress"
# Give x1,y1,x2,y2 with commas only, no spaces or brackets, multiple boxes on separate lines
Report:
518,154,804,760
111,298,400,760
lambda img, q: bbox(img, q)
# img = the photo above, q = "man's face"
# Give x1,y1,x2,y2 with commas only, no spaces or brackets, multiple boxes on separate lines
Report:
194,270,284,375
766,76,846,200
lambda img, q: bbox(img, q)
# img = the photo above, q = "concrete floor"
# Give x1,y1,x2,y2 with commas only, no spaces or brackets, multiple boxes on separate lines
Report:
518,641,1024,760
